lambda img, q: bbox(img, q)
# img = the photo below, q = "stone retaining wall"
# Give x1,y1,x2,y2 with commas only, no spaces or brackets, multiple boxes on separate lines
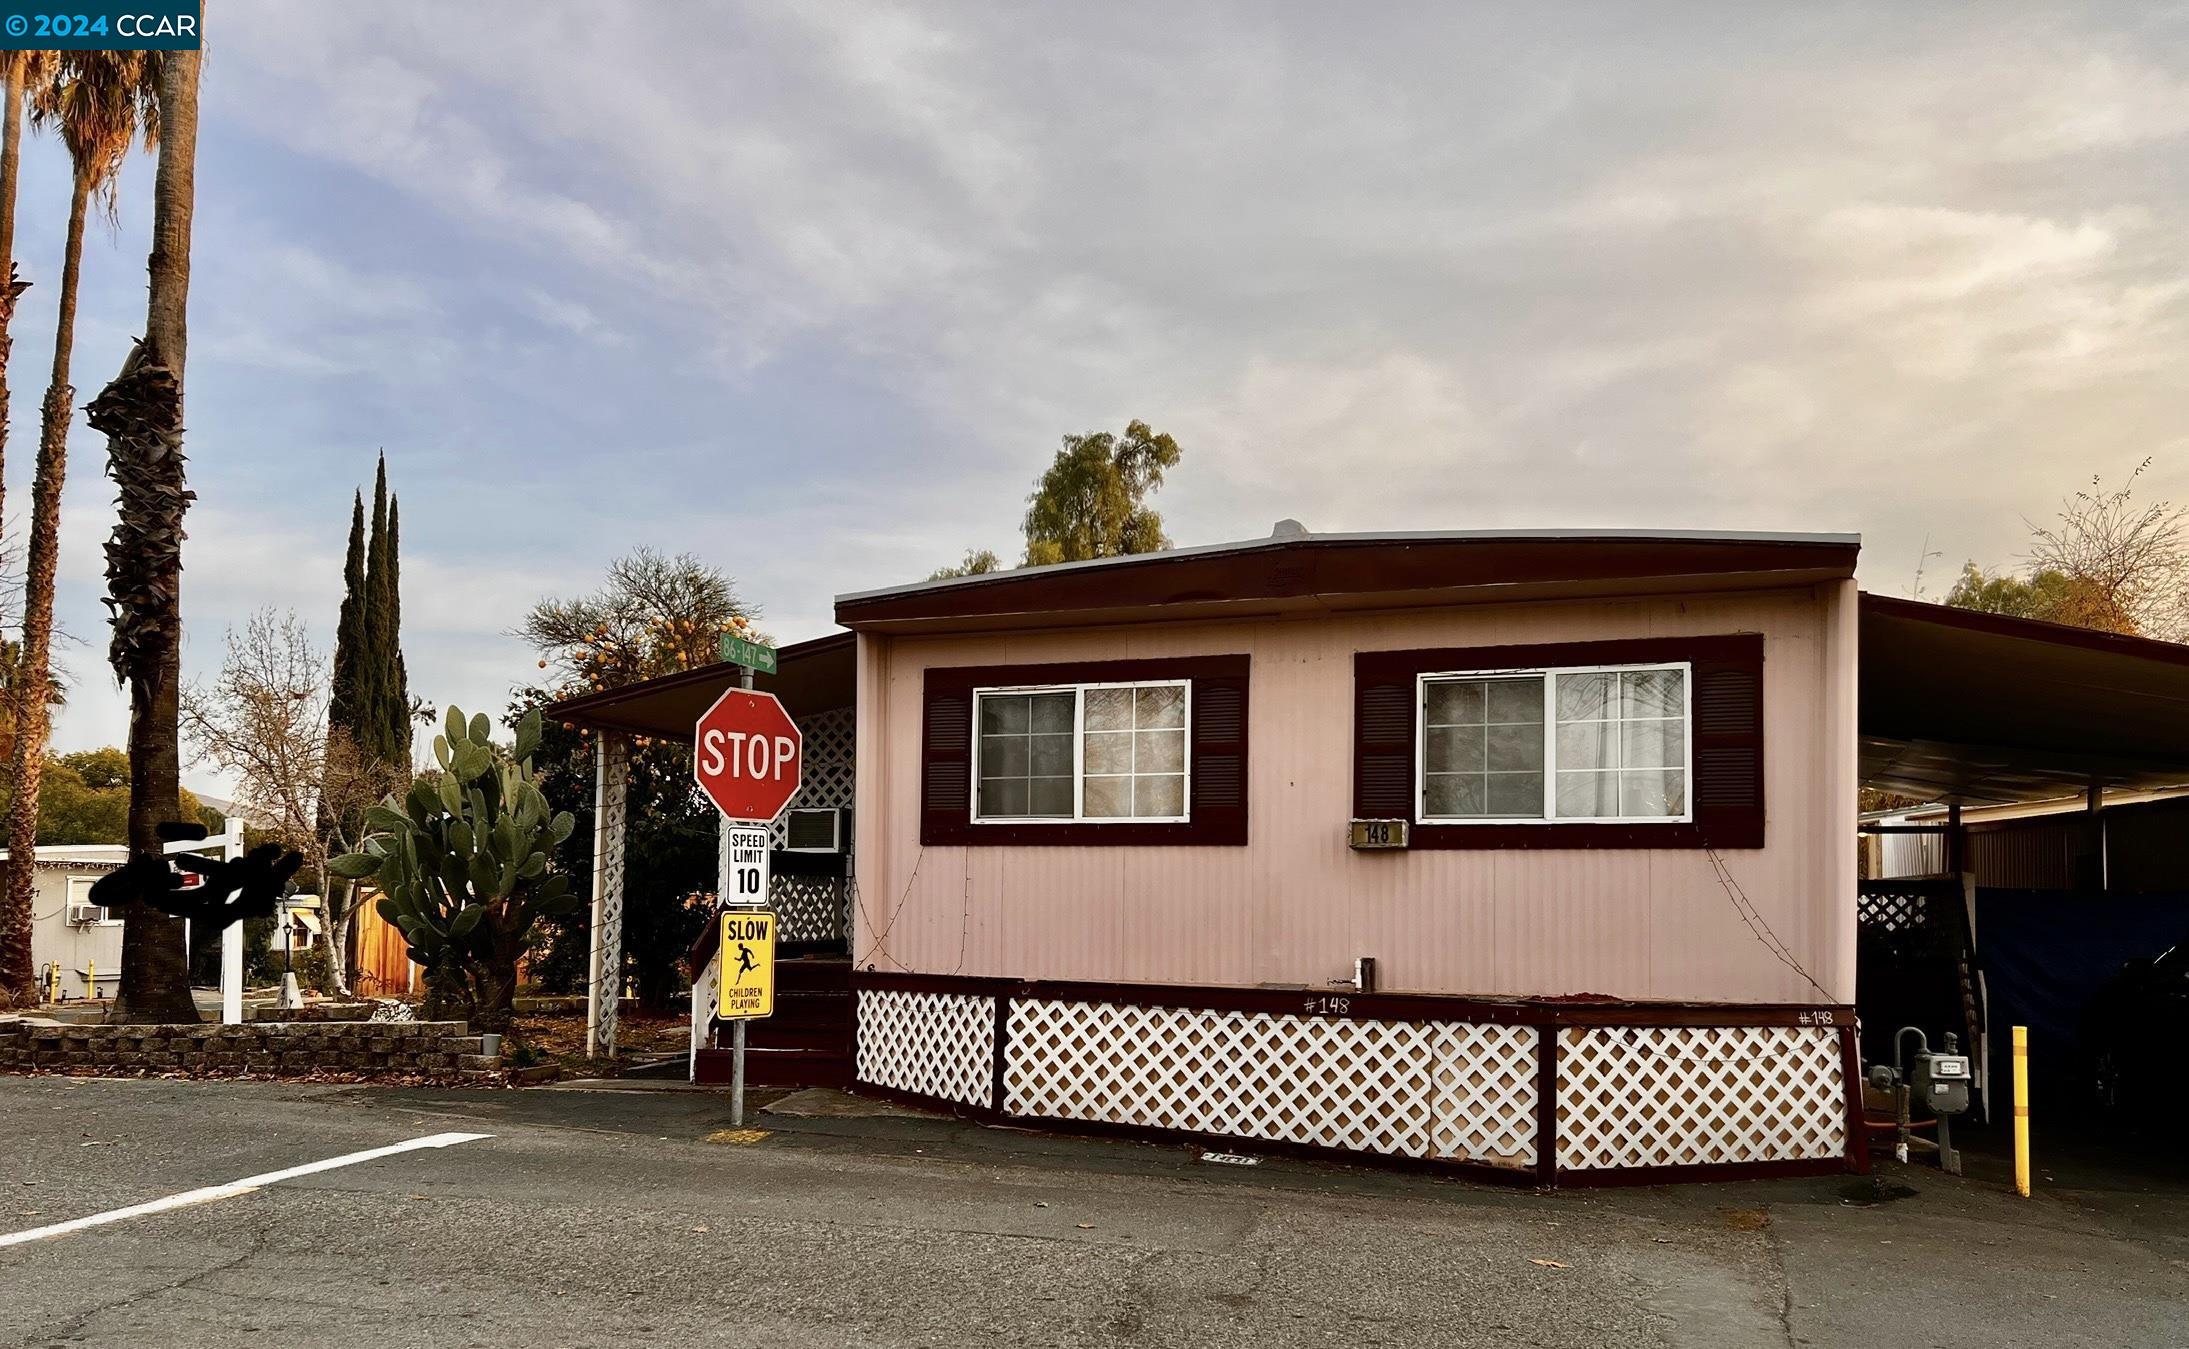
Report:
244,1003,385,1023
0,1019,500,1077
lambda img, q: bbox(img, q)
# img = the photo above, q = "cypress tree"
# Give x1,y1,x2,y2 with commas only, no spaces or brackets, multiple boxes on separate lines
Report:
327,491,367,739
382,494,410,767
360,455,394,765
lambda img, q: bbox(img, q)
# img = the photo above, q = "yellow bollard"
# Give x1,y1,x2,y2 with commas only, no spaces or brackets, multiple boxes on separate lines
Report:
87,960,95,1002
2012,1025,2031,1197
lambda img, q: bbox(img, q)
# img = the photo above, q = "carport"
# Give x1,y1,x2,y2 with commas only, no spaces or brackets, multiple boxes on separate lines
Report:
546,632,857,1079
1855,594,2189,1113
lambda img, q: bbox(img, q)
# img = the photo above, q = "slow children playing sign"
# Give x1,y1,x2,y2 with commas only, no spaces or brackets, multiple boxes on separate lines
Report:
716,910,776,1021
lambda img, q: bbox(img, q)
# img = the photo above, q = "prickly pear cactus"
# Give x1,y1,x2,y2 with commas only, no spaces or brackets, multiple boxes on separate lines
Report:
330,706,580,1026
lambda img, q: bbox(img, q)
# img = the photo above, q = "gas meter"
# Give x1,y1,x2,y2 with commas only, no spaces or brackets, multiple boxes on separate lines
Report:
1867,1027,1974,1175
1911,1044,1972,1117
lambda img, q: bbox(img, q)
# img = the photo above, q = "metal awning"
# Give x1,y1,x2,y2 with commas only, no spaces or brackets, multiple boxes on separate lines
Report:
1859,594,2189,804
544,631,855,743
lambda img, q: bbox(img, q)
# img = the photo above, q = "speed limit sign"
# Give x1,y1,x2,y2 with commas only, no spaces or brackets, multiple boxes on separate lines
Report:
724,824,771,907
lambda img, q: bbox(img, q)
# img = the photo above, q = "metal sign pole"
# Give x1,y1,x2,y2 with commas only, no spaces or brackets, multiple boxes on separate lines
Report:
694,640,791,1125
731,661,754,1127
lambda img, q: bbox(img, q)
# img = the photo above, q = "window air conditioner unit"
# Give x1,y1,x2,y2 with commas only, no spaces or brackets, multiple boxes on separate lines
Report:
66,901,107,926
783,807,848,853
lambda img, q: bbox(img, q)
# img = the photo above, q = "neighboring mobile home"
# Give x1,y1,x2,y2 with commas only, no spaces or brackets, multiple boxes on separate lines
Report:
12,844,129,1000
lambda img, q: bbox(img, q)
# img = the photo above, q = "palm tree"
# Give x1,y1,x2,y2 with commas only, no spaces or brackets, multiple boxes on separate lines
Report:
0,53,156,1007
93,50,199,1024
0,50,56,1005
0,51,56,528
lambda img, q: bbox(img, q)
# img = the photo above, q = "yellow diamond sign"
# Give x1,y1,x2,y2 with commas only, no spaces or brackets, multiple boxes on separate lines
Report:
717,910,776,1020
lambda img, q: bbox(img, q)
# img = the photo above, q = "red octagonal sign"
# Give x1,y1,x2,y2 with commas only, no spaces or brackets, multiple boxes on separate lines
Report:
693,688,803,823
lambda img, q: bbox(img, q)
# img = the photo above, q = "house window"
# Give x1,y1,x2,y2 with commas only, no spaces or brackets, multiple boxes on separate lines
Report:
974,681,1190,823
1418,663,1690,824
66,875,117,925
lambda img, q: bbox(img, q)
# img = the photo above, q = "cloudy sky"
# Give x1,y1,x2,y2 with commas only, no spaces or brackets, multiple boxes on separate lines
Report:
15,3,2189,789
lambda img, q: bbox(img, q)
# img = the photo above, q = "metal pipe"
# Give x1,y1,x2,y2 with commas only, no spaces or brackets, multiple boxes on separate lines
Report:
2013,1025,2031,1197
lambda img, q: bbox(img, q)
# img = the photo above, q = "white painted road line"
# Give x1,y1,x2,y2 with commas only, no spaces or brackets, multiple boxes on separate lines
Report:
0,1131,493,1249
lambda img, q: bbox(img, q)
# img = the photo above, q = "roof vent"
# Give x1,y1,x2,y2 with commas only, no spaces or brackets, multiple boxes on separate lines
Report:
1270,519,1309,541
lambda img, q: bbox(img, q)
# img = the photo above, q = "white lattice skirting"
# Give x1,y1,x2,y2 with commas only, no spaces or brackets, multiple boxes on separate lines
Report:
853,987,1850,1181
855,988,994,1108
1004,1000,1538,1166
1554,1025,1846,1170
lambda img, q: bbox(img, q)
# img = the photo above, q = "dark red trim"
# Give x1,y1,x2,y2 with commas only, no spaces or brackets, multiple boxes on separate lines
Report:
847,1080,1540,1187
1838,1023,1871,1175
989,995,1010,1112
1353,633,1767,851
835,534,1859,629
1535,1026,1560,1186
855,970,1023,998
851,968,1852,1029
927,654,1250,691
1552,1156,1850,1188
920,655,1251,847
1356,634,1754,678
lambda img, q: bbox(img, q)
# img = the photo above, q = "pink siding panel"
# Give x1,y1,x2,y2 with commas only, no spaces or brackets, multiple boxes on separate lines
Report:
853,586,1854,1005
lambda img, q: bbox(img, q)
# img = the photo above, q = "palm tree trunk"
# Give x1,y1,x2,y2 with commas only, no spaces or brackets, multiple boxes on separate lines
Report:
0,173,87,1006
0,50,27,527
0,55,32,1003
107,50,199,1024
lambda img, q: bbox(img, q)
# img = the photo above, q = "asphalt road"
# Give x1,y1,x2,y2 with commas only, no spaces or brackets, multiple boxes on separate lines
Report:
0,1075,2183,1347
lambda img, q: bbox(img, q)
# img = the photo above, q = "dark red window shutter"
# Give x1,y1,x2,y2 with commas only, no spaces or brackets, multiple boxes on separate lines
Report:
1689,636,1765,848
920,674,974,845
1353,657,1416,820
1188,672,1250,844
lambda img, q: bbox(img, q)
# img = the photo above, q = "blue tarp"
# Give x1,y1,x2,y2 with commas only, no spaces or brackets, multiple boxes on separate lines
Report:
1978,888,2189,1060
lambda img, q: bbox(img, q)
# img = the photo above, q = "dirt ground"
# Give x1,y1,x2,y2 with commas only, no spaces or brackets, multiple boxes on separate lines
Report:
516,1010,687,1073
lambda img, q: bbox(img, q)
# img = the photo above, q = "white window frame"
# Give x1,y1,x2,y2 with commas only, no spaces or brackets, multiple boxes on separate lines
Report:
1414,661,1694,826
971,679,1193,825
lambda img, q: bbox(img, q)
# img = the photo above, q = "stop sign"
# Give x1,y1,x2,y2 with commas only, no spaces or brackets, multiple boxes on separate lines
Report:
693,688,803,823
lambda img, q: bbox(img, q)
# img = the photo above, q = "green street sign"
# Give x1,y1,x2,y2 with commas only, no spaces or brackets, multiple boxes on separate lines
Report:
720,633,777,674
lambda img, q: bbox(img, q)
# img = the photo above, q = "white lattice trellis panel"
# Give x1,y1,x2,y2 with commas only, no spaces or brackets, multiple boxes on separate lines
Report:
772,874,847,943
1430,1024,1539,1168
856,989,994,1107
1555,1025,1846,1171
688,950,721,1079
1004,999,1443,1158
768,706,855,849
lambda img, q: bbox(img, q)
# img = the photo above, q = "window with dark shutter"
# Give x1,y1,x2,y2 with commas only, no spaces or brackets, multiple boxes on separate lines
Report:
1353,661,1415,820
920,681,974,846
1188,671,1249,844
1352,634,1765,850
1688,641,1766,848
920,655,1250,846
